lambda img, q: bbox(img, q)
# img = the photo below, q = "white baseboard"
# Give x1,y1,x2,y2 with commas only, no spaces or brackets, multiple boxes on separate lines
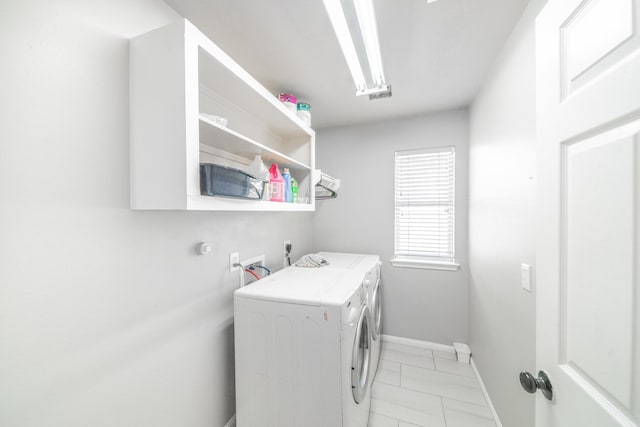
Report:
223,414,236,427
471,358,503,427
381,334,456,354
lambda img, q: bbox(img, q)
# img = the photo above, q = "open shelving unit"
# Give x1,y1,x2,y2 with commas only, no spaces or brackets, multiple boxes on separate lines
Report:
130,19,315,211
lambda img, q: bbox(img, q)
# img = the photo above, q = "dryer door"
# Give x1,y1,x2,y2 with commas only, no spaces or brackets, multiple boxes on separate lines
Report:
371,279,382,340
351,306,372,404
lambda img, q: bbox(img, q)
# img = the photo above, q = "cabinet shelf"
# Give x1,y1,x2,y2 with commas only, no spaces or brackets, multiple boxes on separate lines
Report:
199,115,311,174
186,195,314,211
130,19,315,211
197,43,314,140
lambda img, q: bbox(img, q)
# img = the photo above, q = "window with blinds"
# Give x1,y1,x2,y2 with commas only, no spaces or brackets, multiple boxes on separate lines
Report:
393,146,456,265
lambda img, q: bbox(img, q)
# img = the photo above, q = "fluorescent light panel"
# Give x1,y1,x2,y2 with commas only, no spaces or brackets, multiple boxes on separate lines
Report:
323,0,388,96
322,0,367,92
353,0,385,87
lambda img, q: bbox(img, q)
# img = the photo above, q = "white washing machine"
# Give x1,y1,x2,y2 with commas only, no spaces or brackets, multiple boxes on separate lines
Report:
234,266,372,427
316,253,382,381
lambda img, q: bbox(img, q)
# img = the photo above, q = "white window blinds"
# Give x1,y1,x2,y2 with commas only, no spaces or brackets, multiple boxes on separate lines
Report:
394,146,455,263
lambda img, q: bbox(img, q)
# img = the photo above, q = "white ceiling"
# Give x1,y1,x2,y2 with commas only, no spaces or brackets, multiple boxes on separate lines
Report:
163,0,529,129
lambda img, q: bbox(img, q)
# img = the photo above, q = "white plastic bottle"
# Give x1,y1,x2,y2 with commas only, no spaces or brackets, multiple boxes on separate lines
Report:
246,155,270,199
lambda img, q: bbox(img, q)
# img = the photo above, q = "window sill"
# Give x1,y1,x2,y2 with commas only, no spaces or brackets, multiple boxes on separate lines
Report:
390,258,460,271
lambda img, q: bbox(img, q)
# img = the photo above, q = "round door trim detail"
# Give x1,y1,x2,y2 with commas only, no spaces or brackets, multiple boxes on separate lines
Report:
351,306,372,404
371,280,382,340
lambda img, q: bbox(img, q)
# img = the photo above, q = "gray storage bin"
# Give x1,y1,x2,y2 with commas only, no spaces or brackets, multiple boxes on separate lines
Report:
200,163,264,200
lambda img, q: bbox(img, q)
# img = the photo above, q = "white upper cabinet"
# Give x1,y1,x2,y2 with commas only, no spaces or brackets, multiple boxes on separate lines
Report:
130,19,315,211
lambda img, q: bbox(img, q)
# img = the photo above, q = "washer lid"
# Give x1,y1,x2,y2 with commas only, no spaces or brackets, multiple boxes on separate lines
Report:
234,267,351,306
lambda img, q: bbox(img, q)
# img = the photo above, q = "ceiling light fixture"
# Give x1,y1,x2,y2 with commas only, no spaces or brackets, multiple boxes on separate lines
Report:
322,0,390,98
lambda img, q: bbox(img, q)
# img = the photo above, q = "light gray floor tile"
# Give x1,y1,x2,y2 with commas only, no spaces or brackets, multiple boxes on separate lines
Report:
399,422,423,427
434,357,476,378
382,341,434,358
381,348,435,370
433,350,457,361
370,382,446,427
442,398,496,427
368,412,399,427
401,365,487,406
375,359,401,386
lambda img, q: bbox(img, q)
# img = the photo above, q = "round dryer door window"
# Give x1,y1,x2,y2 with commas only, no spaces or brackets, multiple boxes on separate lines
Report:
351,306,372,404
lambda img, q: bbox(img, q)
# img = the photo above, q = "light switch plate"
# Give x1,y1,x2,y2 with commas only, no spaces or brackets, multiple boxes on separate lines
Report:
521,263,532,292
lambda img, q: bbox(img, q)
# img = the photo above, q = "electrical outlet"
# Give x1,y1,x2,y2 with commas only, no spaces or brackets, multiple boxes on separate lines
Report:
283,240,292,268
230,252,240,272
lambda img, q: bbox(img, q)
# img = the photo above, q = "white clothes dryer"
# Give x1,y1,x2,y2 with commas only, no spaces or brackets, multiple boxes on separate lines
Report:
316,253,382,381
234,266,372,427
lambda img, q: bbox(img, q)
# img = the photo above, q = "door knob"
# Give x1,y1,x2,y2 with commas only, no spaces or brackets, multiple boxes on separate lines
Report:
519,370,553,400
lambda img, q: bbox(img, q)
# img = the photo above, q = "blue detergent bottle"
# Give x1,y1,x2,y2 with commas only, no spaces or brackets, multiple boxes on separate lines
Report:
282,168,292,203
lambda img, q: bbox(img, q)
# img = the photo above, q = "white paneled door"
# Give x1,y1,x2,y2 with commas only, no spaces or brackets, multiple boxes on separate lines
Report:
536,0,640,426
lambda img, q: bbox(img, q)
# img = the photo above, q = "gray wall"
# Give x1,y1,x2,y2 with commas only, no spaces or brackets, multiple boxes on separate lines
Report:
313,110,469,344
0,1,313,426
468,1,547,426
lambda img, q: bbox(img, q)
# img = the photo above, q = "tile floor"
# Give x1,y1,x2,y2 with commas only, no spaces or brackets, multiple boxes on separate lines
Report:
368,341,497,427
